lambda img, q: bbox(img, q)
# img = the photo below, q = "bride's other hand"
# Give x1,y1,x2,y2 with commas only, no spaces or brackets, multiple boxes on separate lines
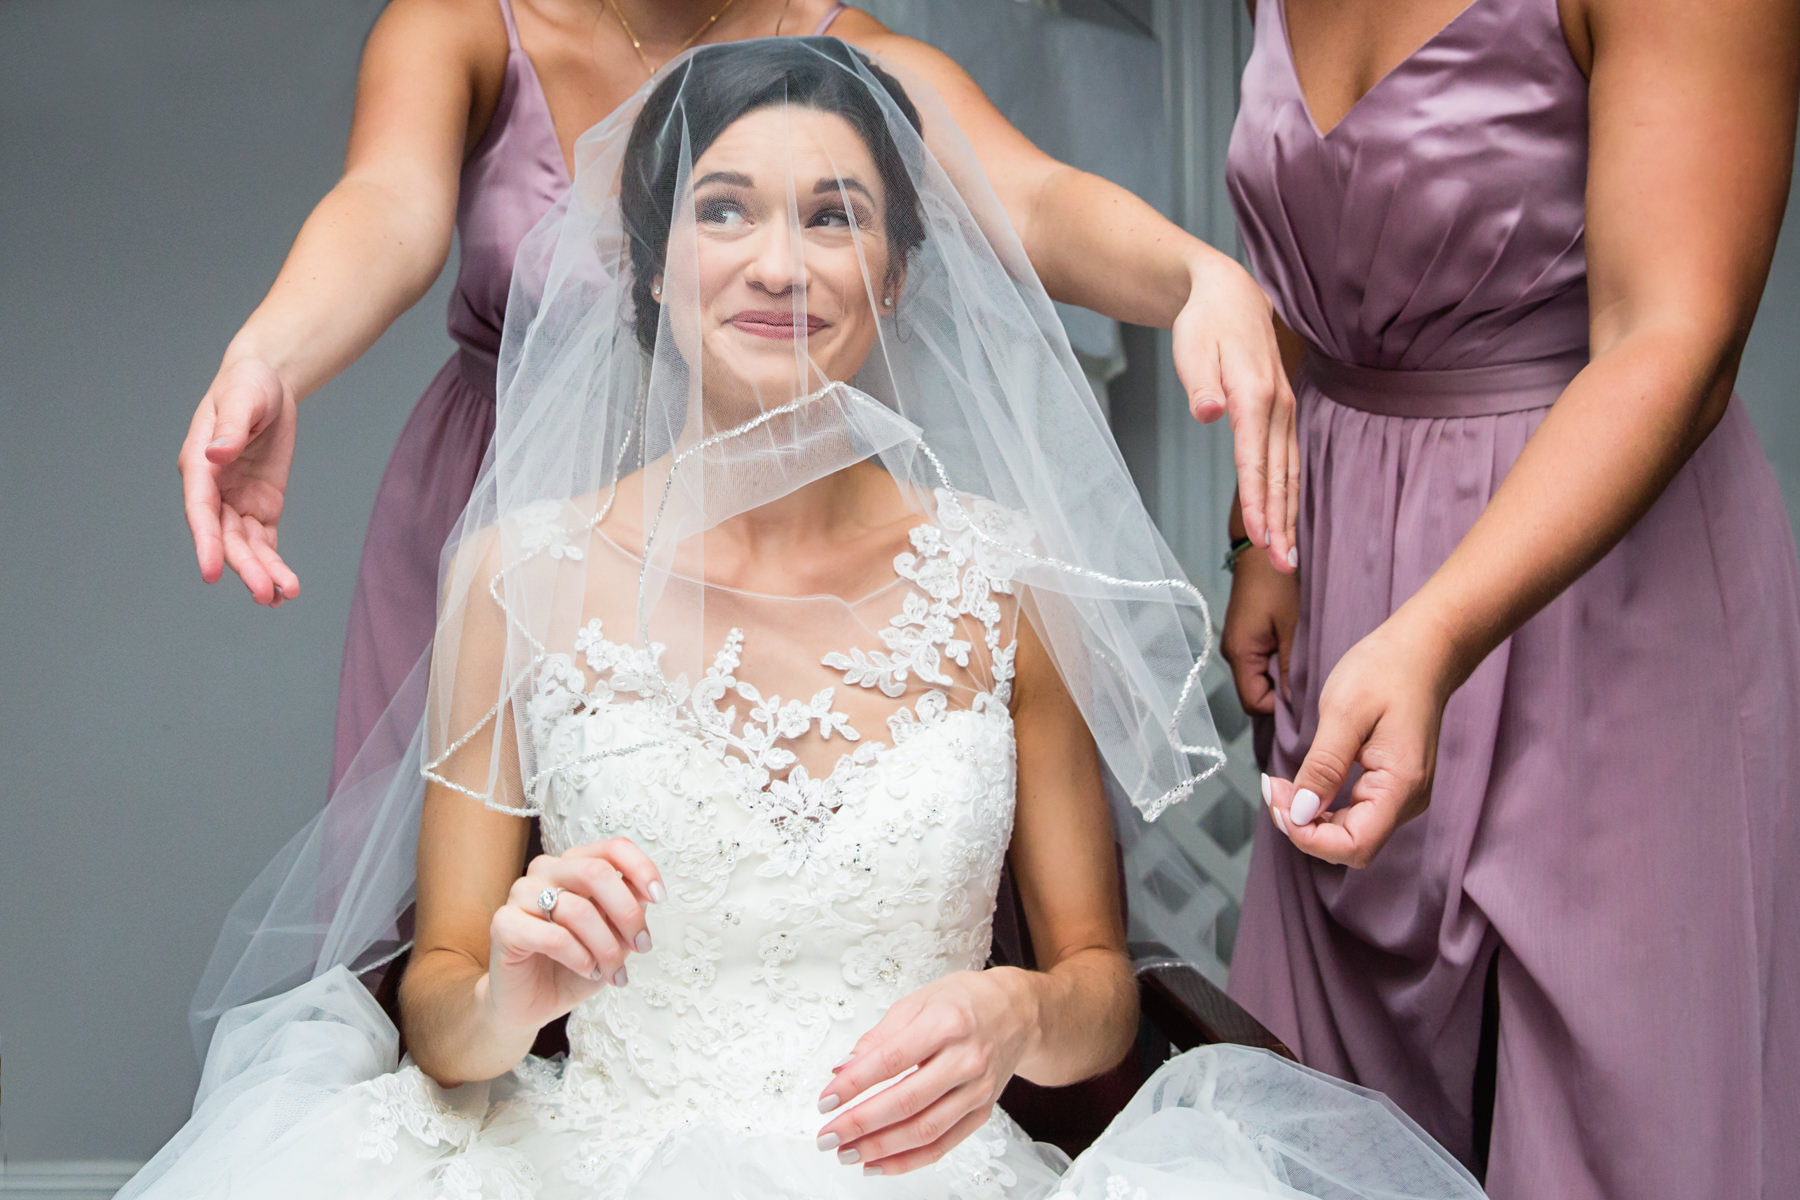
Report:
813,968,1034,1176
178,356,300,606
482,838,665,1035
814,619,1135,1176
1176,252,1301,574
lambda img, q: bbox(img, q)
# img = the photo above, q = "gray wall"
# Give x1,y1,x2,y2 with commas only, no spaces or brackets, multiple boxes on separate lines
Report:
1,0,438,1164
2,0,1797,1168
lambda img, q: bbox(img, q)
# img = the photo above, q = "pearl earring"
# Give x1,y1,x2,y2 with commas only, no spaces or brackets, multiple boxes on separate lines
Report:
882,296,893,308
651,282,662,299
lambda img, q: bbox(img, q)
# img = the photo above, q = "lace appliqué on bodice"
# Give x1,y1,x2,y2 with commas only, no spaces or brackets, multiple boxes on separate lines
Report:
384,491,1040,1198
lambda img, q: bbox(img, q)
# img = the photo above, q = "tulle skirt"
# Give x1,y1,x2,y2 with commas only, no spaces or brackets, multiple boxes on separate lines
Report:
120,969,1483,1199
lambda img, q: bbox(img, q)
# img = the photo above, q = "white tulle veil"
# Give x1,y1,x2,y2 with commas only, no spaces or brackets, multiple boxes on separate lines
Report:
188,37,1227,1058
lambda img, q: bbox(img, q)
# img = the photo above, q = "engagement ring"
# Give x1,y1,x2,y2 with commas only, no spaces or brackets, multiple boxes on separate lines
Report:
536,886,564,917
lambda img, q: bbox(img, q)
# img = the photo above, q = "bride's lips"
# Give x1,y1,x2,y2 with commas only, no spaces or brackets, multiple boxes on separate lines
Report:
727,310,827,340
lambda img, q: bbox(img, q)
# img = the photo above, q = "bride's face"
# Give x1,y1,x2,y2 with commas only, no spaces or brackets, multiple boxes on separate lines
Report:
661,106,899,418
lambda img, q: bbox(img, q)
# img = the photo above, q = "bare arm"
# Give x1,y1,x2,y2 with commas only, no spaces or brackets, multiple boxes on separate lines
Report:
228,0,494,397
815,613,1136,1175
840,15,1300,569
178,0,503,603
398,533,661,1086
1272,0,1800,866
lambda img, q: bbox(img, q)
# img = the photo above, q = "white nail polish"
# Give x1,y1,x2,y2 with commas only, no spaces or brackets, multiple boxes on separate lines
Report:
612,966,630,987
1286,546,1299,569
832,1052,855,1069
1274,807,1288,834
818,1094,840,1113
648,880,668,904
863,1166,883,1176
1290,788,1322,825
837,1148,861,1165
1259,772,1272,806
817,1132,840,1151
635,931,652,953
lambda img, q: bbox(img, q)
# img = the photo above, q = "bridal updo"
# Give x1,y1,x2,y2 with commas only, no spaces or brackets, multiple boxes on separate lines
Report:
620,37,927,353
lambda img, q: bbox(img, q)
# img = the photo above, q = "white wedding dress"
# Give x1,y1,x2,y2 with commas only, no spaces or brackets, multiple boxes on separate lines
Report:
123,495,1482,1200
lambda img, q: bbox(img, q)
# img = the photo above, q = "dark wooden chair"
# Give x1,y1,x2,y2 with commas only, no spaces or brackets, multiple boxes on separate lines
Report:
985,861,1291,1157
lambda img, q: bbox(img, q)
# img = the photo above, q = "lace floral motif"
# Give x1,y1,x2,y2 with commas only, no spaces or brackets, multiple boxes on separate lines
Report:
357,1069,482,1164
402,492,1038,1197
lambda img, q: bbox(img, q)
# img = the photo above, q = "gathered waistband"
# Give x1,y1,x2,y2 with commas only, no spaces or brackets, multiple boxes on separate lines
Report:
1300,349,1587,418
457,345,500,399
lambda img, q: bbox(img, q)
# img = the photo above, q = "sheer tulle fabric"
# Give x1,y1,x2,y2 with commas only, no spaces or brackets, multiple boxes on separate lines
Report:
191,37,1225,1048
151,38,1483,1200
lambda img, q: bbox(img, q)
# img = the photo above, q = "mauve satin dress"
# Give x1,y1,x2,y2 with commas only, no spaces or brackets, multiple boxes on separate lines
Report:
329,0,848,789
1224,1,1800,1197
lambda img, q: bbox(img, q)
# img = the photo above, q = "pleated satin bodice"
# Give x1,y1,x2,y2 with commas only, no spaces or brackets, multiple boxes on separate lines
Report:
1226,0,1592,370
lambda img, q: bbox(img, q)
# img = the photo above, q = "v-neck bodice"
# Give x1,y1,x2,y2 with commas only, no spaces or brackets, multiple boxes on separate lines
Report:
1227,0,1592,370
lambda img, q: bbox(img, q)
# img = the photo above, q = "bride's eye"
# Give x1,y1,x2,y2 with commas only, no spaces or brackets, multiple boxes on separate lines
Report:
696,197,748,228
810,206,852,229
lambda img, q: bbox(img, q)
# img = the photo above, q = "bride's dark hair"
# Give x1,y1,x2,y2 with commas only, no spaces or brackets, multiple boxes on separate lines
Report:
621,37,927,352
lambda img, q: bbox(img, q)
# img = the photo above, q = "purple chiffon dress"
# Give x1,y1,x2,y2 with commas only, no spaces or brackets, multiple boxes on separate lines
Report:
329,0,848,789
1224,1,1800,1197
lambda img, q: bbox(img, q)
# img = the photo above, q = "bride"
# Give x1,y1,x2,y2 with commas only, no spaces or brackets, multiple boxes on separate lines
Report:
123,39,1482,1199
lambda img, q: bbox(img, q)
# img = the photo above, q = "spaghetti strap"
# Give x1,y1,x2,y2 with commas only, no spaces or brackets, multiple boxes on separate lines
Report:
812,3,849,35
496,0,522,50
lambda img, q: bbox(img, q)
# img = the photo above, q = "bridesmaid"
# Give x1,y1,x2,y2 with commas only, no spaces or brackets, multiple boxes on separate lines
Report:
1220,0,1800,1196
174,0,1299,792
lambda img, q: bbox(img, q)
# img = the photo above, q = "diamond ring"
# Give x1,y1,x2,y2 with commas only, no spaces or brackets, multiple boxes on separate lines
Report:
535,886,564,918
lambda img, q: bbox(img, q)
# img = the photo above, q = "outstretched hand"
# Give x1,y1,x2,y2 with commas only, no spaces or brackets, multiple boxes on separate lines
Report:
814,968,1034,1177
1174,255,1300,574
178,356,301,607
1263,617,1457,869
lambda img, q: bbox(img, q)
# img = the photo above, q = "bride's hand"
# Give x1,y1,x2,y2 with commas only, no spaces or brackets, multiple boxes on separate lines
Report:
178,356,301,606
814,968,1034,1177
1175,252,1300,574
481,838,666,1036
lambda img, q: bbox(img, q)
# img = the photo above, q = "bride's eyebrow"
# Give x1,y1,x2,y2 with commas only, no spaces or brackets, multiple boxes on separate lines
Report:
694,170,754,189
812,177,874,204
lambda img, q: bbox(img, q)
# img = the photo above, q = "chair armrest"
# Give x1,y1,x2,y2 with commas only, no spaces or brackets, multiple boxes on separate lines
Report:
1135,959,1295,1060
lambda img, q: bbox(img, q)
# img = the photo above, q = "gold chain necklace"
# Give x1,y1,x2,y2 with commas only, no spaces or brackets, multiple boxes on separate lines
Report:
605,0,762,77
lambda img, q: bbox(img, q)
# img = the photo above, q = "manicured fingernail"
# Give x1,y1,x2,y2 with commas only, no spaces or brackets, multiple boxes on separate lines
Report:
1261,528,1273,547
1286,546,1300,569
1274,807,1289,834
863,1166,883,1176
837,1148,860,1165
206,438,228,449
612,967,630,987
1259,772,1272,806
648,881,668,904
833,1052,855,1068
816,1132,840,1151
818,1093,840,1113
635,931,652,953
591,968,606,982
1290,788,1321,825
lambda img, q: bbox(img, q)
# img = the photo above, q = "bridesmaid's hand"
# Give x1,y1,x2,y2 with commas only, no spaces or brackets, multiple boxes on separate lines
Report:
1222,546,1300,714
1175,253,1300,574
482,838,665,1037
814,968,1034,1177
178,356,301,607
1265,612,1460,868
